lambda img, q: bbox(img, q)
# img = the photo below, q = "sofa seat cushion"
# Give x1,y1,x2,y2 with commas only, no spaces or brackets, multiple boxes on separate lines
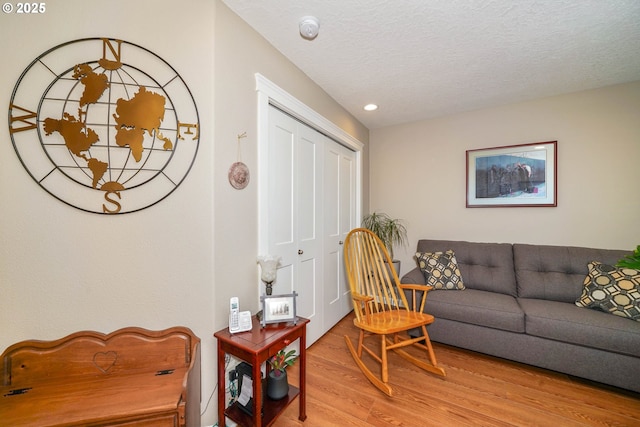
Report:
423,289,524,333
518,298,640,358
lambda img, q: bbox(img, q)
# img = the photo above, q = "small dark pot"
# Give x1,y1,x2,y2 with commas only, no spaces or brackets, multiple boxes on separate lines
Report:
267,369,289,400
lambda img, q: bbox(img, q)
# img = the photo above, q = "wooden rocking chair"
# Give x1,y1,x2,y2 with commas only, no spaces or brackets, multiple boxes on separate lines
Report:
343,228,445,396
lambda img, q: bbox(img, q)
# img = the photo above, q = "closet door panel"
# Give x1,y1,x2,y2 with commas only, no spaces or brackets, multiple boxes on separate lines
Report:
294,124,323,343
297,131,318,242
339,150,357,315
323,146,341,308
268,109,297,296
324,142,356,328
269,123,294,245
266,106,357,345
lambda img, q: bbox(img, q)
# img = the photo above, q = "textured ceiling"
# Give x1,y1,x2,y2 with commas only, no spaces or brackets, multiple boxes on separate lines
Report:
221,0,640,129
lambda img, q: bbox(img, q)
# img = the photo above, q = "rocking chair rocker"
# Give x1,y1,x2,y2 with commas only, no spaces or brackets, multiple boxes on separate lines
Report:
343,227,445,396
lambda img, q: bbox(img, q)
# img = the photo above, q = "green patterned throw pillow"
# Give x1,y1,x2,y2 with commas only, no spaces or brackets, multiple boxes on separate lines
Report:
575,261,640,321
416,250,465,290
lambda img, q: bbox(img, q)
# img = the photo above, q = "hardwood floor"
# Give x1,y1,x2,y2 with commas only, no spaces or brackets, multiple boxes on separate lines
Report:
275,312,640,427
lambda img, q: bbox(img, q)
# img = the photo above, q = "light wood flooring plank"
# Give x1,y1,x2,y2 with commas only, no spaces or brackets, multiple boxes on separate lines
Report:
275,312,640,427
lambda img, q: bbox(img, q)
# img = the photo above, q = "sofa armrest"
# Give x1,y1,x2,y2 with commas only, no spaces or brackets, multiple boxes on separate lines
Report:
401,267,425,285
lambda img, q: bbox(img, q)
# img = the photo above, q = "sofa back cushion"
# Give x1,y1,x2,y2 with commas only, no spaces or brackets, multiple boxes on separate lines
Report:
514,243,630,302
415,240,516,296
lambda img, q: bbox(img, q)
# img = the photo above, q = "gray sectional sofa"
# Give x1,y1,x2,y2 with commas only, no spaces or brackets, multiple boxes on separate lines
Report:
400,240,640,393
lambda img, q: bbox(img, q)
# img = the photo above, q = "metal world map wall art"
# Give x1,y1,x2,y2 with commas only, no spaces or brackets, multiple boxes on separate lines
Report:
8,37,200,214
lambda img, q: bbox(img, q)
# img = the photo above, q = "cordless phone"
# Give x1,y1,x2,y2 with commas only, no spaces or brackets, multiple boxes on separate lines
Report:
229,297,252,333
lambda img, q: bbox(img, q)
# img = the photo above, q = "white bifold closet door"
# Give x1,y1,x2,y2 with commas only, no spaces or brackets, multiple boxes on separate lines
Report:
266,106,355,345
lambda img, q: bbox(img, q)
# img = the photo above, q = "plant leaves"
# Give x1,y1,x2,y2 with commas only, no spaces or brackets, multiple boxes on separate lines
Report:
616,245,640,270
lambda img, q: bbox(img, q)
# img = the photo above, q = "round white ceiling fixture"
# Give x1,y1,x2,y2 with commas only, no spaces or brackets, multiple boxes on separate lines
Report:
299,16,320,40
364,104,378,111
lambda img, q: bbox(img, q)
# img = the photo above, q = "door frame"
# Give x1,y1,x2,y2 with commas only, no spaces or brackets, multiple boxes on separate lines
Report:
256,73,363,297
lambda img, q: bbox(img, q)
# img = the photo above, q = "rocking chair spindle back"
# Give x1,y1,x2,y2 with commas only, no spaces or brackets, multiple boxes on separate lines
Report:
343,228,446,396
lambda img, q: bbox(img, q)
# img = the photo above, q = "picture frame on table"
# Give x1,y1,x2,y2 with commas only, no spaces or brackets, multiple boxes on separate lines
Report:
260,292,298,327
466,141,557,208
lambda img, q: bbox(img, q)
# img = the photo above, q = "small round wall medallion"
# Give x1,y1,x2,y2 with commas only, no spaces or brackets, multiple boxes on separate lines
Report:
228,161,250,190
8,37,200,214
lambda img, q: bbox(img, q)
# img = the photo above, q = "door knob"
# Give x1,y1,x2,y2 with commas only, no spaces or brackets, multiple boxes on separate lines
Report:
298,249,304,255
339,241,344,245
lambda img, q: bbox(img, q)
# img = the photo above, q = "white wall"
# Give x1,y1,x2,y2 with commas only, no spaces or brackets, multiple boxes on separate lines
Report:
0,1,216,423
370,81,640,272
212,2,368,327
0,1,368,425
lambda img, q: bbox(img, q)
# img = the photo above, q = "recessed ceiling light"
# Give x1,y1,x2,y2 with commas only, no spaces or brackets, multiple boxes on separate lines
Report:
364,104,378,111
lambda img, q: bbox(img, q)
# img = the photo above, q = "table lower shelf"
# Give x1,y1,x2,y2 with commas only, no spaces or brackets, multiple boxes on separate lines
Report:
224,385,299,427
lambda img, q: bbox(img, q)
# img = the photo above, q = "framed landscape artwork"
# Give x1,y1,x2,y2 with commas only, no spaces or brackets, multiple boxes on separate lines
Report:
466,141,557,208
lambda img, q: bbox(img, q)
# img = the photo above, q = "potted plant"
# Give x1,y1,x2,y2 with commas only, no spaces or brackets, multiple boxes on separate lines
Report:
361,211,408,274
266,348,297,400
617,245,640,269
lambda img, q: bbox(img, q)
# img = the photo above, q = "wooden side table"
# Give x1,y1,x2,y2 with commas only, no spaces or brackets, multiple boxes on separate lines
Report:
214,316,309,427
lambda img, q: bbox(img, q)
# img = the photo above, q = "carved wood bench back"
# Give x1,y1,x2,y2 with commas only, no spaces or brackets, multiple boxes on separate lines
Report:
2,326,199,387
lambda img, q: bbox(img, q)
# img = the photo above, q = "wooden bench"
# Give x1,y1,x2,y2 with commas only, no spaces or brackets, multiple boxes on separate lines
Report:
0,326,201,427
